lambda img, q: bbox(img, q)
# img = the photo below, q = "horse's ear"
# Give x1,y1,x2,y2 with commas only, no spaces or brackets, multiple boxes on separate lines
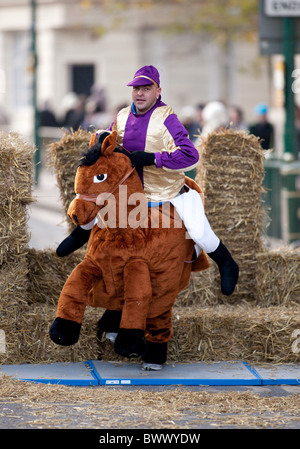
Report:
89,133,97,148
89,130,110,148
101,131,117,156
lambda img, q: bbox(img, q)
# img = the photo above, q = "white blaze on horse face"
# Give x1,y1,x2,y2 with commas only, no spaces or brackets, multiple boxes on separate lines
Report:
94,174,107,183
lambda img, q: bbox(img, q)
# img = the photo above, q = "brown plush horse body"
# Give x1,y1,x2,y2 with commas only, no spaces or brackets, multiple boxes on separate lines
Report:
50,131,209,366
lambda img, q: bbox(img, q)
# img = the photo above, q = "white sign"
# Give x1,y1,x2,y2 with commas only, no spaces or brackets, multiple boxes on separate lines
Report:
265,0,300,16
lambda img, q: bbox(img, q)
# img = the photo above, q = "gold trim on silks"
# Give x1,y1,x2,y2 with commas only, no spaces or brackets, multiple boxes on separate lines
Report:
111,106,131,144
133,75,159,88
143,105,198,202
143,166,185,202
113,105,199,202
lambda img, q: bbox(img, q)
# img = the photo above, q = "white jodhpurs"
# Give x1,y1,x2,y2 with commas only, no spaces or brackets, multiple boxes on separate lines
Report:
170,185,220,254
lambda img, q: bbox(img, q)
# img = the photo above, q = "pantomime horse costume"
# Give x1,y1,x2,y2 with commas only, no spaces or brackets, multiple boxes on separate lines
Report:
49,131,210,368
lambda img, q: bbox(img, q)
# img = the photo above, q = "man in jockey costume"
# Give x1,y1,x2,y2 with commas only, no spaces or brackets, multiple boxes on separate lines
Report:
57,65,239,296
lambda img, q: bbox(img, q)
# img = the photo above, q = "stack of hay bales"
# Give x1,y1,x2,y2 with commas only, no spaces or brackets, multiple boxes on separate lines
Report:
168,129,300,363
0,132,33,265
256,249,300,306
26,248,100,364
1,128,299,365
19,129,100,364
0,130,99,364
169,304,300,363
0,132,35,361
31,129,300,364
195,129,267,303
177,130,267,307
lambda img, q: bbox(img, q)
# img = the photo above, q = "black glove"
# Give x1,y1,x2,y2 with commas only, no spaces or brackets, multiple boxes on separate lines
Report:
130,151,155,168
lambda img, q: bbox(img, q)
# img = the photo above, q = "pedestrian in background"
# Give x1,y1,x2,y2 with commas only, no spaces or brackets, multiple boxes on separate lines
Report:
249,103,274,150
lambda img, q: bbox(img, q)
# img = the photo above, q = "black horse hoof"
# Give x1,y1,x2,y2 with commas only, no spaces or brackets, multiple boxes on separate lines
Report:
49,317,81,346
142,341,168,365
114,329,145,358
97,310,122,333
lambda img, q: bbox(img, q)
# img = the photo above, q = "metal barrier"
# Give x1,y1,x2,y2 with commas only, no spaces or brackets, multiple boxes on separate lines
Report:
264,157,300,244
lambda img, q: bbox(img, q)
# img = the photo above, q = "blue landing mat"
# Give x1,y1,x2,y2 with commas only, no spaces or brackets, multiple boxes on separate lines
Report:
89,360,260,386
0,361,299,386
251,364,300,386
0,362,98,386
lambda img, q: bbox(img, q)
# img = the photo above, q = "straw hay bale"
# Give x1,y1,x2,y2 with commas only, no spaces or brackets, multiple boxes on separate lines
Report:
169,305,300,363
0,132,36,364
256,248,300,306
26,248,85,305
0,131,34,201
0,247,91,364
0,202,30,266
0,132,35,265
98,305,300,364
195,129,267,302
0,258,30,363
176,268,220,307
177,248,300,307
0,302,99,365
47,128,91,230
2,303,299,365
0,248,96,364
2,247,298,364
0,257,29,304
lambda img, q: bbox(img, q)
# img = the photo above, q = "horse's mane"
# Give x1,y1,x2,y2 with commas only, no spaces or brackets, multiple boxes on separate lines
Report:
78,131,129,167
78,143,102,167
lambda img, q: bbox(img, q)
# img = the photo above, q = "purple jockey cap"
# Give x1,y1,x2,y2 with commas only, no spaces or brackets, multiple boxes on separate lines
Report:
127,65,160,88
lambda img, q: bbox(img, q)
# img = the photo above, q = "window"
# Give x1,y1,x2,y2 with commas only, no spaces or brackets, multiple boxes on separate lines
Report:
71,64,95,96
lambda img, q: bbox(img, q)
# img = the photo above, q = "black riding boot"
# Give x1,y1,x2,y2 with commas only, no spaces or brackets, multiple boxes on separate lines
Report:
142,341,168,365
114,329,145,358
97,310,122,334
56,226,91,257
207,241,239,296
97,310,122,344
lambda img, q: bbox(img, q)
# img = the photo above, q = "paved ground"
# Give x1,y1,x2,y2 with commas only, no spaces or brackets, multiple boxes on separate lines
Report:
0,382,300,431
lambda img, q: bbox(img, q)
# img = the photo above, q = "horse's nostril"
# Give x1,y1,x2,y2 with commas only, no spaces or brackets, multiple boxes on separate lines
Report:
73,215,79,224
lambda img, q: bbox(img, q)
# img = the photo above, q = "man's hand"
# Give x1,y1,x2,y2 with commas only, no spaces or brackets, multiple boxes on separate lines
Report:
130,151,155,168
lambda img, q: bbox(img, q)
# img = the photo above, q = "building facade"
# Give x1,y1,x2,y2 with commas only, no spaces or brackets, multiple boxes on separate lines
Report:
0,0,297,148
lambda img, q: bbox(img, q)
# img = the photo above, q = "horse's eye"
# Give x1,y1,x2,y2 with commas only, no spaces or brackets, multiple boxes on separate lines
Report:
93,174,107,183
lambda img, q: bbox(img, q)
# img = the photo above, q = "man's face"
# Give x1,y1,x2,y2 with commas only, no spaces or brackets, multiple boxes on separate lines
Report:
132,84,161,115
